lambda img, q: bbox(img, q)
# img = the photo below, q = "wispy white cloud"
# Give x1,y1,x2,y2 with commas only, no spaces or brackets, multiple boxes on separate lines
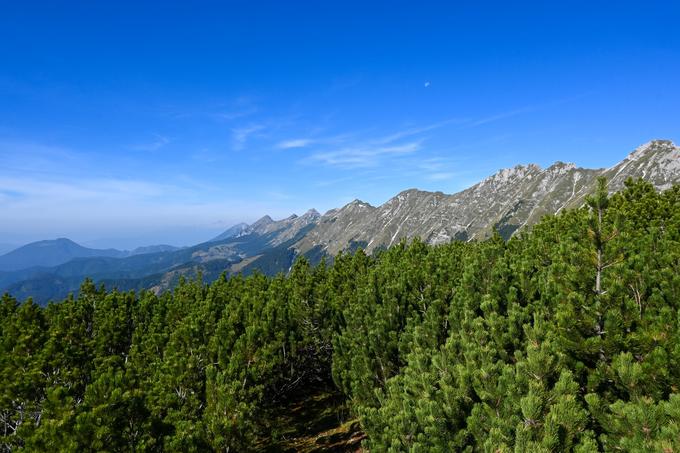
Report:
467,106,535,127
169,96,259,123
190,148,222,163
130,134,170,151
427,172,455,181
215,96,260,122
371,119,461,145
0,176,172,202
0,140,85,177
328,75,363,93
416,157,448,172
214,105,259,122
265,190,292,201
385,155,462,184
298,119,457,169
232,124,265,150
277,132,355,151
465,95,589,128
307,141,422,168
313,174,366,187
278,138,314,149
0,172,291,240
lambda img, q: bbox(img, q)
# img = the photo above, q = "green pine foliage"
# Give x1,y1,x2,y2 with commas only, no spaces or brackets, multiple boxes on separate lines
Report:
1,178,679,451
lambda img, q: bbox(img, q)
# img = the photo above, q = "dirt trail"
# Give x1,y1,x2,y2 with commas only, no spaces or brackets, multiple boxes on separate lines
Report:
261,389,365,452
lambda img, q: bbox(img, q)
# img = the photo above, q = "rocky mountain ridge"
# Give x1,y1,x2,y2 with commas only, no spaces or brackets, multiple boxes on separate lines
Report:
251,139,679,255
2,139,678,304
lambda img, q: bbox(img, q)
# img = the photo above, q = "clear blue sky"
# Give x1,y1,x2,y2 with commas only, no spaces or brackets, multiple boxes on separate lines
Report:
1,1,679,249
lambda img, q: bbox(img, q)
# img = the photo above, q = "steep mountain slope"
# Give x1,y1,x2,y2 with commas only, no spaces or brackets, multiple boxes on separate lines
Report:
209,222,249,242
247,209,321,244
0,238,127,272
293,139,679,255
603,139,680,190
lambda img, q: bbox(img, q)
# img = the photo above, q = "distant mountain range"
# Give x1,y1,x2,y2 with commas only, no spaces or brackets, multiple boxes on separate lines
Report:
2,139,678,304
0,238,125,272
0,238,181,272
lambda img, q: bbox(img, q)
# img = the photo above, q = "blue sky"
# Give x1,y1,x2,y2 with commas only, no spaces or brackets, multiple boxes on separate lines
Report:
1,1,679,249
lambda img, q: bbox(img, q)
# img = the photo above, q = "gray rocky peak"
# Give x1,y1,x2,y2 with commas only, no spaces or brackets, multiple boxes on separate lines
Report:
302,208,321,218
291,140,680,255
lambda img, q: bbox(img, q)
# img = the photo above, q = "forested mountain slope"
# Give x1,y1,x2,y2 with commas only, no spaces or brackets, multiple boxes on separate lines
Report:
2,178,680,451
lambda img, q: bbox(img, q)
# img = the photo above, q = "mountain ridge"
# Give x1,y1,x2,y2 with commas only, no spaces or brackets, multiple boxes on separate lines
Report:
0,238,183,273
2,139,678,303
289,139,678,254
0,238,127,272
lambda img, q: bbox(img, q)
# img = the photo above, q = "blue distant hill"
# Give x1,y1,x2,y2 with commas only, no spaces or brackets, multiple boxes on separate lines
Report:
0,238,127,272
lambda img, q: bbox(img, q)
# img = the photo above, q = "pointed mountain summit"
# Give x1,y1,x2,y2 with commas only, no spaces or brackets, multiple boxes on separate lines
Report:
302,208,321,219
252,215,274,227
605,139,679,190
210,222,250,242
248,215,275,235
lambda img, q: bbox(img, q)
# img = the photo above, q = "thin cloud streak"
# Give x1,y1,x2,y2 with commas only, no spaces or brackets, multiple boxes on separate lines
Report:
307,141,422,168
0,174,292,237
466,95,592,128
467,107,535,127
371,118,462,145
130,134,170,151
0,140,92,178
213,104,259,122
232,124,265,150
297,119,461,169
0,176,174,202
278,138,314,149
427,172,456,181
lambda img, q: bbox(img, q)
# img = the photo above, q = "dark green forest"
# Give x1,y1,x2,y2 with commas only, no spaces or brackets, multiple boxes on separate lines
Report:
2,178,680,452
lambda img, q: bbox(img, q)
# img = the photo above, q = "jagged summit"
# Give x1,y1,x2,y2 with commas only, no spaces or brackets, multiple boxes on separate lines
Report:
251,215,274,228
479,163,542,187
292,139,680,254
334,199,375,214
302,208,321,218
346,199,374,208
218,139,680,268
548,161,577,170
632,140,677,160
628,139,676,158
209,222,250,242
603,140,679,191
